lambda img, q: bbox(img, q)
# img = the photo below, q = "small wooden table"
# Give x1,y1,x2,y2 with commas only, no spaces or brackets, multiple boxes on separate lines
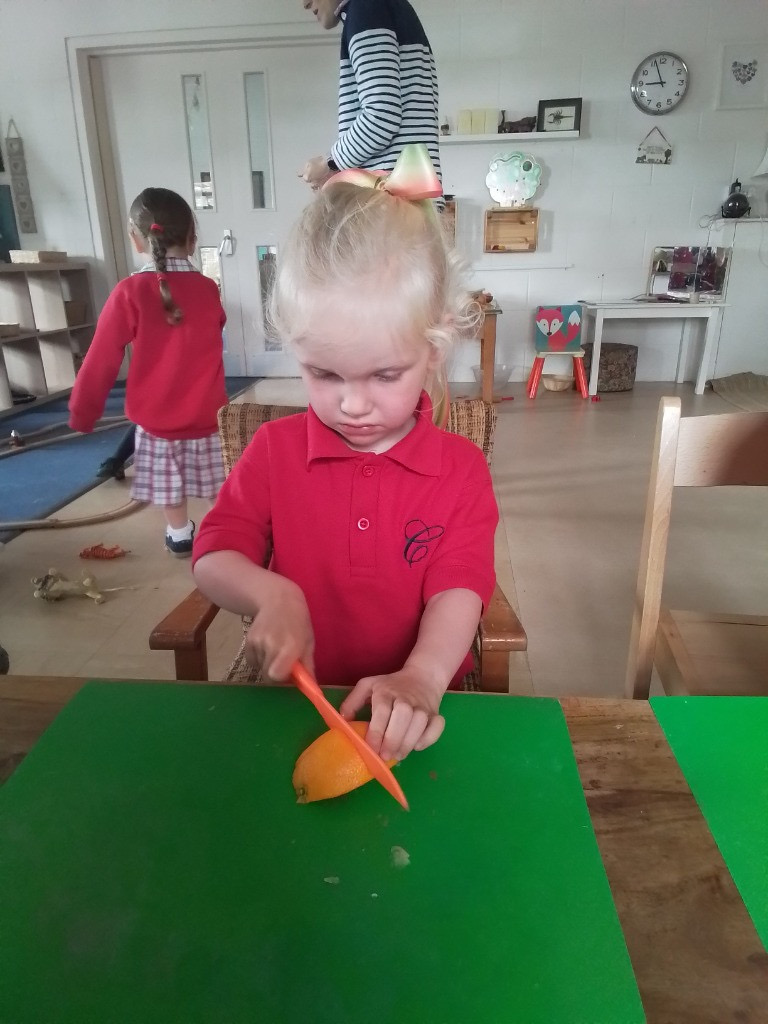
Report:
478,305,501,403
1,676,766,1023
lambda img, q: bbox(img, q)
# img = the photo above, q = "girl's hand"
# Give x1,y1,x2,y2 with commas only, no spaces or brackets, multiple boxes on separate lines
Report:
339,668,446,761
244,578,315,682
299,156,333,190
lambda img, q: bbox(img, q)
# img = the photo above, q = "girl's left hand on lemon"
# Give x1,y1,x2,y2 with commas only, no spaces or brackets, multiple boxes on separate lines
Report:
339,669,445,761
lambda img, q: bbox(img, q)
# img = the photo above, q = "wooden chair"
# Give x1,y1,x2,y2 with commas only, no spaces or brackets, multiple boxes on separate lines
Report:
625,396,768,699
150,398,526,693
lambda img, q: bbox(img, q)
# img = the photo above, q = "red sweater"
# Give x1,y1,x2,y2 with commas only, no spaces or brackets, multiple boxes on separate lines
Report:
193,396,498,687
69,271,227,440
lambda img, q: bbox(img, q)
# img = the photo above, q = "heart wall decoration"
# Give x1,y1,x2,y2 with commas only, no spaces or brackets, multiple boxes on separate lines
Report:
718,45,768,109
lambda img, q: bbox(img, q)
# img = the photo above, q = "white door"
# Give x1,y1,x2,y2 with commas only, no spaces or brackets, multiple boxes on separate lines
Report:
95,44,337,375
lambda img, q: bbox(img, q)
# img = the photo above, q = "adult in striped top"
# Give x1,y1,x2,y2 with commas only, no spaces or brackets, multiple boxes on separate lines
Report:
300,0,441,192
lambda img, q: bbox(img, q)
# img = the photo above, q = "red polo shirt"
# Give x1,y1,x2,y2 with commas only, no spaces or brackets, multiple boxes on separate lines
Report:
193,394,498,687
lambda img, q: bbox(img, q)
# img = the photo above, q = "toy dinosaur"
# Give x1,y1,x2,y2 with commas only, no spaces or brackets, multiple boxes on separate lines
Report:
31,569,134,605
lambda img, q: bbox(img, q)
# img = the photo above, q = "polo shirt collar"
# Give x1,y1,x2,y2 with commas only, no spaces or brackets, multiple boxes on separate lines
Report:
306,391,441,476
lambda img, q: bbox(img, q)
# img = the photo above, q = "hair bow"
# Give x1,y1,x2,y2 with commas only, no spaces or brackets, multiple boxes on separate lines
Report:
323,143,442,200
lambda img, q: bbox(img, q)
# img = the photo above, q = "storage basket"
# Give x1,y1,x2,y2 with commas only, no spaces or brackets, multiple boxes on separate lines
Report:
582,342,638,392
64,300,87,326
542,373,573,392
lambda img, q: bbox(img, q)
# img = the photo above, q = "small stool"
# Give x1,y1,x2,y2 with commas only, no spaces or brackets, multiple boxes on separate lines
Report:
527,349,589,398
528,304,588,399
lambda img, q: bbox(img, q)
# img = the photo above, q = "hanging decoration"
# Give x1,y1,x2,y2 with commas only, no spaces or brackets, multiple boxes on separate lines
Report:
5,120,37,234
636,127,672,165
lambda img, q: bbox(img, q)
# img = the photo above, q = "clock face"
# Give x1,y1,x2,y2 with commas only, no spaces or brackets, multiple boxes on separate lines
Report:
630,51,689,115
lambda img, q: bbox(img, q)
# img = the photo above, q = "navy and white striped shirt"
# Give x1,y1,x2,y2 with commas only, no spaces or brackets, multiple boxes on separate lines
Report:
330,0,441,183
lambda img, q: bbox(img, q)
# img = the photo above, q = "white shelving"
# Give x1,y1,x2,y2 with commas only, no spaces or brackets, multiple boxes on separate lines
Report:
441,130,580,145
0,261,95,413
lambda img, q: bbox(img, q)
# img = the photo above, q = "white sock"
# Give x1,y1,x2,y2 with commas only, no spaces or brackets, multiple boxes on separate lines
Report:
167,520,193,541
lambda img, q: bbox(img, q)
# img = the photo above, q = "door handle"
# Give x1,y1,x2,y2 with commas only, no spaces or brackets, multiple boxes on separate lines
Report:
218,229,235,257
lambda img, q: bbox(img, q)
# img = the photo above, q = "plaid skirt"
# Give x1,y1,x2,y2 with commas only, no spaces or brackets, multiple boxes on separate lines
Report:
131,427,225,506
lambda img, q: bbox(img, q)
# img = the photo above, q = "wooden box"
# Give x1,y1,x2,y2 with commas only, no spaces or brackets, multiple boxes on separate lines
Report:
9,250,68,264
483,209,539,253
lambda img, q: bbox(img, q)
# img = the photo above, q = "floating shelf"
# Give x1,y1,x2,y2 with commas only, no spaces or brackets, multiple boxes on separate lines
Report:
441,130,580,145
484,208,539,253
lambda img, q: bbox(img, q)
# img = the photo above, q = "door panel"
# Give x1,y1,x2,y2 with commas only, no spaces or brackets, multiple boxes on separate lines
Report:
97,44,336,375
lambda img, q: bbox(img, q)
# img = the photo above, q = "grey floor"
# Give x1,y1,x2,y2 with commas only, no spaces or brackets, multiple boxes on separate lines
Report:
1,381,762,695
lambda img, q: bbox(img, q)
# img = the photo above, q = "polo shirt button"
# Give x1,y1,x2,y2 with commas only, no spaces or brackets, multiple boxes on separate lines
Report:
362,466,375,477
357,517,370,530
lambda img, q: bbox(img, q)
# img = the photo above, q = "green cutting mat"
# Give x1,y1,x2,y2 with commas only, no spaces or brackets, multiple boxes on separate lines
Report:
651,696,768,950
0,683,644,1024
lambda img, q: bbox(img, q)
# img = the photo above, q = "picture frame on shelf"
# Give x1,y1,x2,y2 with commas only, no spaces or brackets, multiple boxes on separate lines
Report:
536,97,582,132
716,44,768,109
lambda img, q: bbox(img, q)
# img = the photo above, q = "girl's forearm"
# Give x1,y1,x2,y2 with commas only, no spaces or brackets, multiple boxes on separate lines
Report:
193,550,301,617
405,588,483,695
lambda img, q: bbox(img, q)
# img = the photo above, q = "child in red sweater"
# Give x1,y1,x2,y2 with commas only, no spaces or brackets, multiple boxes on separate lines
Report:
69,188,227,556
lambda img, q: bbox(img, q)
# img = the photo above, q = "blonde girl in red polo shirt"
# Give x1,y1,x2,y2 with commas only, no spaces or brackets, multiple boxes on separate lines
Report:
193,146,498,761
69,188,228,557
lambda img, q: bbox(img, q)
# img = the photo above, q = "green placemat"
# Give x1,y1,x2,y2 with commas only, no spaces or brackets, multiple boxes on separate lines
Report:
0,683,644,1023
651,696,768,949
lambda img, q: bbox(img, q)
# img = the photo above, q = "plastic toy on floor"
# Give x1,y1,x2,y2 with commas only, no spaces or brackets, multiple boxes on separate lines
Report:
31,569,135,604
79,543,131,560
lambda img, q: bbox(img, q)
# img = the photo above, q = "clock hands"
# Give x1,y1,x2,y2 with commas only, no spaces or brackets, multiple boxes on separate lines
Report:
650,58,666,86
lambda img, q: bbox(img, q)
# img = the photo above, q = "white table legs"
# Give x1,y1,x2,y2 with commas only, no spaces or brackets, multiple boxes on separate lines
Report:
587,311,604,396
695,305,722,394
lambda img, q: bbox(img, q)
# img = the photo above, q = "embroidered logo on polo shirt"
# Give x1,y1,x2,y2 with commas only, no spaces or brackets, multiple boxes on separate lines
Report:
404,519,445,565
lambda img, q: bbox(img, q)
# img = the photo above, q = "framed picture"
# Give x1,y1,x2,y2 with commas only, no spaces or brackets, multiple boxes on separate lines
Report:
717,44,768,109
537,97,582,132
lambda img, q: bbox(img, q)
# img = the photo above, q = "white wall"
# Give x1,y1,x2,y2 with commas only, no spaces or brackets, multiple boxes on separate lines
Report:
0,0,766,382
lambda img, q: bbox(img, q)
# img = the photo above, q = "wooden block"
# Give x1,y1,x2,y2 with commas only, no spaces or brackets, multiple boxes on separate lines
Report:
457,109,473,134
471,109,486,133
484,108,500,134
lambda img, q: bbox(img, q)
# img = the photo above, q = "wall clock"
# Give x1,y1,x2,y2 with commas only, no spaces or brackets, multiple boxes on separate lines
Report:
630,52,689,115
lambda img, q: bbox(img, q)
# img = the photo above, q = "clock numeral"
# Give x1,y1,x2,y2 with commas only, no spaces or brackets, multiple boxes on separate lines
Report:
678,78,685,85
666,98,672,105
675,91,680,97
656,101,662,108
659,55,668,64
642,69,648,77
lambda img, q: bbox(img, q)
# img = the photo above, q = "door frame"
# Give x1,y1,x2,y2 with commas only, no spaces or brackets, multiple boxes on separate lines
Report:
66,25,336,306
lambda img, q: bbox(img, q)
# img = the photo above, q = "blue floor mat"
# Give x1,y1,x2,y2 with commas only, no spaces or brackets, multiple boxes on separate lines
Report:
0,378,255,541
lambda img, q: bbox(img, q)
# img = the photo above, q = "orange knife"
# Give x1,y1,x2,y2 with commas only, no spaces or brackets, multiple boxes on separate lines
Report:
290,661,409,810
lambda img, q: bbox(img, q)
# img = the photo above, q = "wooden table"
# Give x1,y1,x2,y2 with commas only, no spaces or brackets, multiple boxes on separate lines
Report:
478,305,501,403
2,676,766,1023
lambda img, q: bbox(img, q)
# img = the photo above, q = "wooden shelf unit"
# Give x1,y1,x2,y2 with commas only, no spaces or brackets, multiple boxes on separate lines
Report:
0,261,95,412
484,208,539,253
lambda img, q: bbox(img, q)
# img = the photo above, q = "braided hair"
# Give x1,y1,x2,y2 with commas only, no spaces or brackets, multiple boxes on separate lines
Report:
128,188,195,325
